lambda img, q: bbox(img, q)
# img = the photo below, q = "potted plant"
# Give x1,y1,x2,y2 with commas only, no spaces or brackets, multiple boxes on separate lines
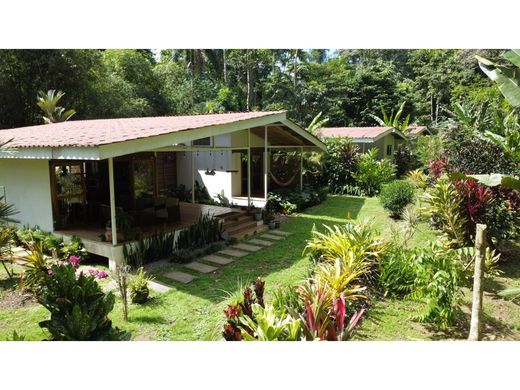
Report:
129,267,154,304
254,207,263,221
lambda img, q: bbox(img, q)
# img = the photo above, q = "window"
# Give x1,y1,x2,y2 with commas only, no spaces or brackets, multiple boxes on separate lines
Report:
386,144,393,156
192,137,211,146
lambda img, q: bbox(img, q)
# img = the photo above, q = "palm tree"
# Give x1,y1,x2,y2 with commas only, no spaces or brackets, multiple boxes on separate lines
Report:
0,196,18,225
36,90,76,124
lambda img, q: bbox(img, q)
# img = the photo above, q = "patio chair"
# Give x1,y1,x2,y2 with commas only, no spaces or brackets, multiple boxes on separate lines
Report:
155,196,180,223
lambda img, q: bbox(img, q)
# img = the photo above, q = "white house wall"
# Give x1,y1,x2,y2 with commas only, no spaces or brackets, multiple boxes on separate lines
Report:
176,134,234,201
0,159,54,231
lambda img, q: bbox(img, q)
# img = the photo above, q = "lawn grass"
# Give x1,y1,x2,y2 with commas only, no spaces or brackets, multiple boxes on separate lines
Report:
1,195,519,341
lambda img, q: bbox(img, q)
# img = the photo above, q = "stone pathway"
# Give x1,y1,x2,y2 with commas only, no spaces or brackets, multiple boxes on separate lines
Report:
184,261,218,274
248,238,274,247
156,229,293,285
261,233,284,241
201,254,234,265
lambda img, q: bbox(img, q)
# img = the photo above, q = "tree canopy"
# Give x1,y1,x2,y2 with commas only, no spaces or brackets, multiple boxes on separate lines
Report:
0,49,508,130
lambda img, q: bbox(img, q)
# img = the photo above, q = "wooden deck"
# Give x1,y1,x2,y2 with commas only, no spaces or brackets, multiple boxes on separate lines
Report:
56,202,241,243
54,202,244,268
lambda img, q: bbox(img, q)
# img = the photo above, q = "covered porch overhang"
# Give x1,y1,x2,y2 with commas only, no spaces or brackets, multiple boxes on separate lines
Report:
3,112,325,268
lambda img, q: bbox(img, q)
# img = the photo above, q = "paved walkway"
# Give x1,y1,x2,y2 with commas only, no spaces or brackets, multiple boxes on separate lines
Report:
160,228,292,284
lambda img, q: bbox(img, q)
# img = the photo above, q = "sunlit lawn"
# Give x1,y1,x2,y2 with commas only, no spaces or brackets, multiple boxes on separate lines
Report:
1,195,518,341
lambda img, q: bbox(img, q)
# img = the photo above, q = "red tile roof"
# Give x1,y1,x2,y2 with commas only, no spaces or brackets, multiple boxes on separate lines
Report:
319,126,393,140
408,126,428,135
0,111,284,148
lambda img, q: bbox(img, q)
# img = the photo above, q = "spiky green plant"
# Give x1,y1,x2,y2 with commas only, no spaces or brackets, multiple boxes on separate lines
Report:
36,90,76,124
369,101,411,133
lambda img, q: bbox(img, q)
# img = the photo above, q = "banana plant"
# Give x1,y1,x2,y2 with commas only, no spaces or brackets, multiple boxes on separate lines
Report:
36,89,76,124
307,111,329,135
476,50,520,107
369,101,411,133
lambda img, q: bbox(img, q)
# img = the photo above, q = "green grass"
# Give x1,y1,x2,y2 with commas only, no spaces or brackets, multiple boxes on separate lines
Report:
1,195,519,341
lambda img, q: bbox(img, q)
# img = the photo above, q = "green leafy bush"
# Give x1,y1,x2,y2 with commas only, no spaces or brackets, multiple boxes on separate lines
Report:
393,144,420,177
37,263,130,340
353,149,396,196
324,137,359,194
409,242,463,329
423,177,468,247
442,126,518,175
266,188,327,215
378,246,417,297
379,180,416,218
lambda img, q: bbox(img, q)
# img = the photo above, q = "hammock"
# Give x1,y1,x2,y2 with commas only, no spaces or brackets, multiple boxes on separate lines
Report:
269,171,297,187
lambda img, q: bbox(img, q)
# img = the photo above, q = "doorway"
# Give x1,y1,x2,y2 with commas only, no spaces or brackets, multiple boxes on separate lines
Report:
50,161,87,230
241,148,264,197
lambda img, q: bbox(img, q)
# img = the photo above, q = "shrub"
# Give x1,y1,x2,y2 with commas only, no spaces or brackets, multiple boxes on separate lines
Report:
324,137,359,194
394,144,420,177
379,180,416,218
423,177,468,247
265,188,327,215
378,246,417,297
353,149,396,196
413,134,444,168
409,242,463,329
407,169,428,189
441,126,518,175
129,267,154,304
37,262,130,340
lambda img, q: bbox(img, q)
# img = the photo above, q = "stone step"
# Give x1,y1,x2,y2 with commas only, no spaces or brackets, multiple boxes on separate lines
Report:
267,230,292,237
229,224,269,240
217,248,250,258
225,220,258,235
183,261,218,274
201,254,235,265
164,270,195,284
248,238,275,247
232,243,262,252
261,233,284,241
148,280,171,293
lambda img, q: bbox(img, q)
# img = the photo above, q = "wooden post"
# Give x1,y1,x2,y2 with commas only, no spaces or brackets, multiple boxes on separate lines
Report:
247,128,251,206
468,224,487,341
264,125,268,201
191,152,195,204
300,146,304,192
108,157,117,246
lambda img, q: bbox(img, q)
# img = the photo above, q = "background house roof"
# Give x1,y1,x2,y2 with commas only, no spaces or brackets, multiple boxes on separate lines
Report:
318,126,393,140
0,111,285,148
408,125,429,135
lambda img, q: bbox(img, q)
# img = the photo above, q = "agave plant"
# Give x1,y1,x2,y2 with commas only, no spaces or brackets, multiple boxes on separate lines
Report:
36,90,76,124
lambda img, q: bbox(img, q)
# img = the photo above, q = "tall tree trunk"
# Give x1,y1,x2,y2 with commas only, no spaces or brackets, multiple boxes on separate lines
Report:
468,224,487,341
246,50,255,111
223,49,227,85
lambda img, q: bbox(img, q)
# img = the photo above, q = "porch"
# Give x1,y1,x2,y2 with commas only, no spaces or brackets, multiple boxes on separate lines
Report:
55,202,248,269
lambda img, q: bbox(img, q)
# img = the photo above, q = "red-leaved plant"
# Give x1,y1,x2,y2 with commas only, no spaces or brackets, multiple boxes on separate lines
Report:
301,291,364,341
428,157,449,179
222,278,265,341
453,179,493,223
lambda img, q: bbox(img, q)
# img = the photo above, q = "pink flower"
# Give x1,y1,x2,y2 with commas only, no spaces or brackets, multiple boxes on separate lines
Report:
47,269,53,275
88,269,98,276
96,271,109,279
68,255,80,269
